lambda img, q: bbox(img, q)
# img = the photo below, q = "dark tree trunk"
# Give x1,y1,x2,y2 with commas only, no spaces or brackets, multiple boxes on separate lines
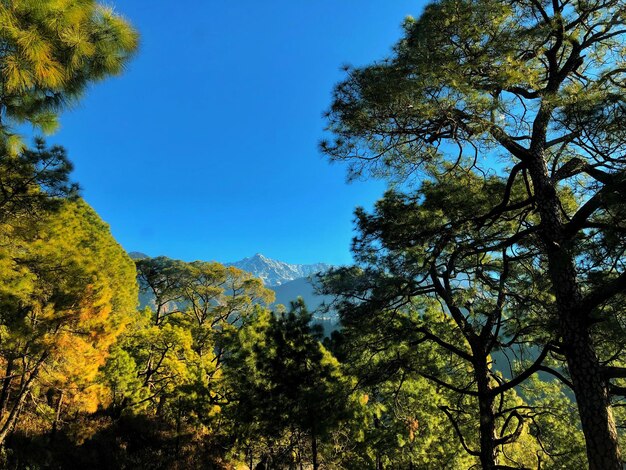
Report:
0,353,47,446
311,430,319,470
527,150,622,469
0,359,14,417
156,394,166,416
475,359,497,470
476,402,497,469
561,313,621,469
175,397,181,461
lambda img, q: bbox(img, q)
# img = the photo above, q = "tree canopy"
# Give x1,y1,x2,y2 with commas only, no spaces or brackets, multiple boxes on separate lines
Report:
323,0,626,467
1,0,626,468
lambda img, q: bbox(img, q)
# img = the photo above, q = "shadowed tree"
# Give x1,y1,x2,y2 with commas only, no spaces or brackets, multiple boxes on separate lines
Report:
135,257,187,326
105,257,275,466
321,169,585,468
225,299,353,470
0,138,77,223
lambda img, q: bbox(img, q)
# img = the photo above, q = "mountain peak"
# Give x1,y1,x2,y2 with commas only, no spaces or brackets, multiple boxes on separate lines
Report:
129,251,149,260
226,254,331,287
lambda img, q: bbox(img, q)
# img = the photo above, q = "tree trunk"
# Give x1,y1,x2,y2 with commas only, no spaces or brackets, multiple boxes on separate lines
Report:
51,390,64,437
156,394,166,416
175,396,181,461
527,151,622,469
475,359,497,470
311,429,319,470
0,353,46,446
477,401,497,469
561,314,621,469
0,359,14,418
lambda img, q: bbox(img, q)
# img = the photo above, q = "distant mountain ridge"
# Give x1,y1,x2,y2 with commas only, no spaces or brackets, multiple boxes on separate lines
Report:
226,253,331,287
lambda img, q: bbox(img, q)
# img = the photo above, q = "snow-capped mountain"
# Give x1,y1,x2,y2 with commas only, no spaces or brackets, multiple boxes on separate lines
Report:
226,253,331,286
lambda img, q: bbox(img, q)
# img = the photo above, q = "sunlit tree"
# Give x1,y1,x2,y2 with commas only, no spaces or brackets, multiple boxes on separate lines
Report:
0,200,138,444
0,0,138,151
323,0,626,466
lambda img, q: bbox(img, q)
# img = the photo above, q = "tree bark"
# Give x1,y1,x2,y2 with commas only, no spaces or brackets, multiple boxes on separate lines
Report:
562,316,620,469
156,394,166,416
311,429,319,470
475,357,497,470
0,353,47,445
51,390,64,437
527,150,622,469
0,359,14,418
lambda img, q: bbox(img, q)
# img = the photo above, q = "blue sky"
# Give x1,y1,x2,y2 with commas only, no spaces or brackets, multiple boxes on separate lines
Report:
47,0,424,265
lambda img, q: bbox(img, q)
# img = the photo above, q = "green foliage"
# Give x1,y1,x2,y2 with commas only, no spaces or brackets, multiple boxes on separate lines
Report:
225,299,356,468
96,256,277,467
322,0,626,465
0,138,77,224
1,0,624,466
0,0,138,146
317,141,597,467
326,327,478,469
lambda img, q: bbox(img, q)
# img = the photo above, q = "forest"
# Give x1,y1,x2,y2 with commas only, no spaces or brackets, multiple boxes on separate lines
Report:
0,0,625,469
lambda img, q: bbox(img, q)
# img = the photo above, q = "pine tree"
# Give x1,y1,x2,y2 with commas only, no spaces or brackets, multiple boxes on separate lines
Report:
0,0,138,149
322,1,626,466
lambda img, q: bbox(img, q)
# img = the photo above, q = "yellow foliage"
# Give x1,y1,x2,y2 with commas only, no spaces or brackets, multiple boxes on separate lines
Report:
0,199,138,420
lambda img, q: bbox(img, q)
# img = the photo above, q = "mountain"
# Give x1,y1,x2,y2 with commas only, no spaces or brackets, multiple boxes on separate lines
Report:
272,277,338,336
128,251,149,260
226,254,339,334
130,251,339,334
272,276,333,314
226,253,331,287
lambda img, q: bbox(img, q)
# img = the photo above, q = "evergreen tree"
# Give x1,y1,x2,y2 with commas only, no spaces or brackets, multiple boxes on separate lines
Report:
322,0,626,466
0,138,77,223
226,299,354,469
106,257,275,465
0,0,138,149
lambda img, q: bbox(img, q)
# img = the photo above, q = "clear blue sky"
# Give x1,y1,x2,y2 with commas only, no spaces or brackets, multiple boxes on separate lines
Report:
47,0,425,265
